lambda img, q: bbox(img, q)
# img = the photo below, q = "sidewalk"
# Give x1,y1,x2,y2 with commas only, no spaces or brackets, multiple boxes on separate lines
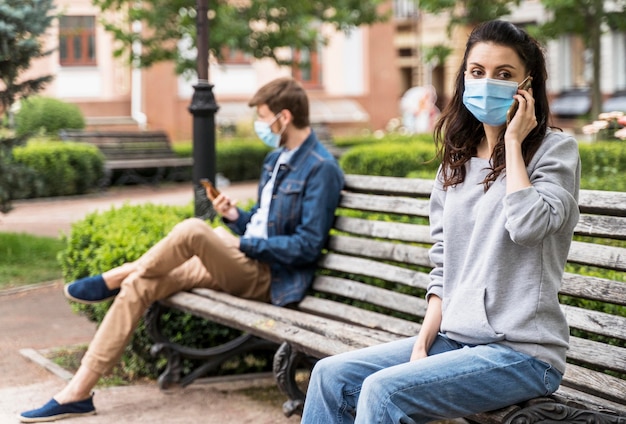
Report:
0,181,300,423
0,180,259,238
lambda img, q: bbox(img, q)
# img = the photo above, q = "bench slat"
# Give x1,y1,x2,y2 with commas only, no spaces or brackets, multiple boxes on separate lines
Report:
333,216,433,243
553,386,626,416
560,273,626,306
568,241,626,271
190,289,400,348
562,364,626,406
312,276,428,318
298,296,422,336
562,304,626,340
339,192,430,218
328,235,433,268
318,253,431,290
343,174,433,197
576,214,626,240
578,190,626,217
105,158,193,170
161,291,358,358
567,336,626,374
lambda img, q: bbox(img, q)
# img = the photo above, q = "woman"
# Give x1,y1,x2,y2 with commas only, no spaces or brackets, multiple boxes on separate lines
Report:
301,20,580,424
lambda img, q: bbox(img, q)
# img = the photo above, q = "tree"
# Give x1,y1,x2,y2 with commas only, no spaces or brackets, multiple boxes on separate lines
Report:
0,0,55,118
419,0,626,119
0,0,56,213
533,0,626,118
419,0,520,29
93,0,387,76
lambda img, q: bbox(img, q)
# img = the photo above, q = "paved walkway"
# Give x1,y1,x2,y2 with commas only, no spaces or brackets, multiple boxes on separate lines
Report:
0,181,300,423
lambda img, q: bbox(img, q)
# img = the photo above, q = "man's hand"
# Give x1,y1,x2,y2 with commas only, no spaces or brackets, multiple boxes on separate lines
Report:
212,193,239,222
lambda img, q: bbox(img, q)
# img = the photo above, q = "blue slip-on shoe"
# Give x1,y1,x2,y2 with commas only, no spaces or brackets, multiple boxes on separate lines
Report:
19,395,95,422
64,275,120,304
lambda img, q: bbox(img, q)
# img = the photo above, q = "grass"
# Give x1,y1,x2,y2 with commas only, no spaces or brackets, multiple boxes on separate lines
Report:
0,232,65,290
46,344,146,387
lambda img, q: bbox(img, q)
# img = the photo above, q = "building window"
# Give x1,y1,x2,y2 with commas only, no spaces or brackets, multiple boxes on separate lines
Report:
219,47,252,65
292,48,321,88
59,16,96,66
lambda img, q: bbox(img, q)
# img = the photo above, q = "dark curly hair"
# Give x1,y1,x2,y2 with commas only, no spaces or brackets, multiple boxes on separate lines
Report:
433,20,552,190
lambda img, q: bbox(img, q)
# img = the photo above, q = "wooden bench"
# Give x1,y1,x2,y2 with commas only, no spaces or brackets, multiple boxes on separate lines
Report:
60,130,193,185
145,174,626,423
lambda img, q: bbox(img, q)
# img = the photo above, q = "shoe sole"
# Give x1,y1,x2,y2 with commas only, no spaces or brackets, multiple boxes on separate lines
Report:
19,410,96,423
63,284,116,305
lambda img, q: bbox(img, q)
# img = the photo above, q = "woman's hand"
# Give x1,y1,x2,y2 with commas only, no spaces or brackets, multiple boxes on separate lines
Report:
504,87,535,193
505,87,538,148
211,193,239,221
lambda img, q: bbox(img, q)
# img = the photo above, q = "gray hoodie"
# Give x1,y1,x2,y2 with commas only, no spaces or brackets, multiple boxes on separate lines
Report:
427,130,580,374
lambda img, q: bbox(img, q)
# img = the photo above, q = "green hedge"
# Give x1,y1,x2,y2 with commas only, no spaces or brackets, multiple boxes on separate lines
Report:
15,97,85,137
339,136,438,179
13,141,105,198
578,140,626,192
172,139,271,182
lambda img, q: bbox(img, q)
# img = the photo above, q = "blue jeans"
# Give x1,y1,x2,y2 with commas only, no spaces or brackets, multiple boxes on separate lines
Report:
301,334,562,424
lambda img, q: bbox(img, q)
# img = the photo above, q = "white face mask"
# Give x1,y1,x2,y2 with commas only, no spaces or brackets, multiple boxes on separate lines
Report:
254,113,283,148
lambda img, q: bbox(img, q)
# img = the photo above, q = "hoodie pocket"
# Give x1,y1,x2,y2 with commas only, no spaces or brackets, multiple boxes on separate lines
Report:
441,286,505,344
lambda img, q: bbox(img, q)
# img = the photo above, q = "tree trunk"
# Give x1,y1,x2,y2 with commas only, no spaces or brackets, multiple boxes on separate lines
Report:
589,0,603,119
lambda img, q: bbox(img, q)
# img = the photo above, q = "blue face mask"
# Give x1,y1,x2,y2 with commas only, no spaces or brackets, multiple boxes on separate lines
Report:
462,78,518,126
254,113,283,148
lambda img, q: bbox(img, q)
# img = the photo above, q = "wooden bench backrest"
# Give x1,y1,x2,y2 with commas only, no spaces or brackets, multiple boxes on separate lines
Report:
60,130,175,160
303,175,626,412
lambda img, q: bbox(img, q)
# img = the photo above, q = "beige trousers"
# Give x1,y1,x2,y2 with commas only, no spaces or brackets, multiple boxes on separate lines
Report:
81,218,271,375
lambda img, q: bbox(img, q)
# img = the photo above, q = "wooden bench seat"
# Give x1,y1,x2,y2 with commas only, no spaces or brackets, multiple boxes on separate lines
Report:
146,174,626,423
60,130,193,185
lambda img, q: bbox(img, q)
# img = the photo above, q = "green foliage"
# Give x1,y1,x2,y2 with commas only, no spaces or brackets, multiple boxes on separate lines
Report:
0,232,64,289
0,0,55,114
578,140,626,192
13,140,105,197
92,0,386,76
419,0,519,28
15,97,85,137
216,140,272,181
0,131,38,212
339,136,438,178
172,139,271,182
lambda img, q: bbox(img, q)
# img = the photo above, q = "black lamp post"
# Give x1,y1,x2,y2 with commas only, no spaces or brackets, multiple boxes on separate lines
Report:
189,0,219,218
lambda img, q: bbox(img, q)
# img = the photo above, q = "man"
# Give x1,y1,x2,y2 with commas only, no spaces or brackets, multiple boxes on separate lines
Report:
20,77,344,422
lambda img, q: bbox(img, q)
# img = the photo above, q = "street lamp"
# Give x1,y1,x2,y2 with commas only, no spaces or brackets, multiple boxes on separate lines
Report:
189,0,219,218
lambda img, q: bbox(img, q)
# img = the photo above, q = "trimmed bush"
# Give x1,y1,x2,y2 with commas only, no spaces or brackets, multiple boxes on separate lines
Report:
15,97,85,137
172,139,271,182
13,140,105,197
578,140,626,191
339,138,438,178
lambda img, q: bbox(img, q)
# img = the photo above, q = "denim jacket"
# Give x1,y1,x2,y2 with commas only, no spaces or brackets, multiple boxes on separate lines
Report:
225,131,344,306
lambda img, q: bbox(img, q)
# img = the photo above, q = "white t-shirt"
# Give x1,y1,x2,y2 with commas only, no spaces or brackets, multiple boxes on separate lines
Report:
243,148,297,239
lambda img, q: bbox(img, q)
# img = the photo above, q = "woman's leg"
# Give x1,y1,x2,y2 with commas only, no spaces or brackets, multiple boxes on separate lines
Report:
355,343,562,424
301,337,422,423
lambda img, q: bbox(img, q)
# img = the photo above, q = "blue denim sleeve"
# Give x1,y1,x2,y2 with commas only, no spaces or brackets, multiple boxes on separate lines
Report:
224,206,257,236
239,160,343,266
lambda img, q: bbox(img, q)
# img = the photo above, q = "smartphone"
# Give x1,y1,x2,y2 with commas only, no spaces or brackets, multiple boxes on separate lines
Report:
200,178,220,201
506,76,533,124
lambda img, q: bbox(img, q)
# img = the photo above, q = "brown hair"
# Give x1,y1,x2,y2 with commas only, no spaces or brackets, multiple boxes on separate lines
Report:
248,77,310,128
433,20,551,190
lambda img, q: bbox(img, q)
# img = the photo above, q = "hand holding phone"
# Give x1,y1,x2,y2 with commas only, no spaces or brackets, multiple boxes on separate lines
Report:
200,178,221,201
506,76,533,125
